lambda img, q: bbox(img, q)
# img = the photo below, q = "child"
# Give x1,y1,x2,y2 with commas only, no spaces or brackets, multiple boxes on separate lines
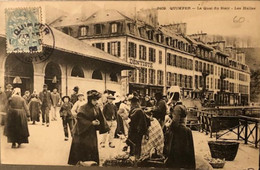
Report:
60,96,74,141
28,94,41,124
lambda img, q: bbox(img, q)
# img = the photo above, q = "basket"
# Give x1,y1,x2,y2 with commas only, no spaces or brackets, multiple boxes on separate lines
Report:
208,141,239,161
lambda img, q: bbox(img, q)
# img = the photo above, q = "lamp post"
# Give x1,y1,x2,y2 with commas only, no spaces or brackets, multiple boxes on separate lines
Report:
201,70,209,102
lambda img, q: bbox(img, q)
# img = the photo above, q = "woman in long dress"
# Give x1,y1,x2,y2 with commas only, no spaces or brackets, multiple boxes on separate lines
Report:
68,90,109,165
4,88,30,148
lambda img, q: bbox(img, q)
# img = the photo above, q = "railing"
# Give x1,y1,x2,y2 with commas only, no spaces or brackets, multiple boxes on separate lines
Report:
189,108,260,148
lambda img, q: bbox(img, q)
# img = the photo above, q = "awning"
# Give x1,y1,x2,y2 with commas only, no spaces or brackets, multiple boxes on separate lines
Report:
0,26,135,70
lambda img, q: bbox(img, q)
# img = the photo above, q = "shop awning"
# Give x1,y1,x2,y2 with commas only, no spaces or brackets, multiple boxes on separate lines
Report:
0,26,135,70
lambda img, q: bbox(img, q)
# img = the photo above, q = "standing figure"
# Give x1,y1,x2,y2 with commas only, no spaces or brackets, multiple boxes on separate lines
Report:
164,92,196,169
28,94,41,124
39,84,52,127
117,96,130,137
0,85,8,126
71,93,86,117
4,88,30,148
68,90,109,165
152,92,167,126
126,96,150,158
23,91,31,104
5,84,13,100
100,94,118,148
60,96,74,141
70,86,79,105
50,88,61,121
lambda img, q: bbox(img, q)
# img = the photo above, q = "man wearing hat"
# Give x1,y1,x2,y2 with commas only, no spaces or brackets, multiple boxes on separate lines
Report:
39,84,52,127
152,92,167,127
70,86,79,105
100,94,118,148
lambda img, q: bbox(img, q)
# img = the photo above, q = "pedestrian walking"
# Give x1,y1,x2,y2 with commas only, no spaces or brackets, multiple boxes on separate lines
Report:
39,84,52,127
4,88,30,148
60,96,74,141
28,94,41,124
100,94,118,148
50,88,61,121
70,86,79,105
68,90,109,165
0,85,8,126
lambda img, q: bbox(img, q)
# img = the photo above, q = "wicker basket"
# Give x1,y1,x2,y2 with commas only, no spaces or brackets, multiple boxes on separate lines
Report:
208,141,239,161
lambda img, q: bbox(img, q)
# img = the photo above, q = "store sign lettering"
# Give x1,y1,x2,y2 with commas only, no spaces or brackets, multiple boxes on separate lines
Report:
129,58,153,68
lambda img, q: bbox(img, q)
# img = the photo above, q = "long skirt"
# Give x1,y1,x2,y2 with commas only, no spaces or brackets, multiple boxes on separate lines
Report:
68,127,99,165
4,108,29,144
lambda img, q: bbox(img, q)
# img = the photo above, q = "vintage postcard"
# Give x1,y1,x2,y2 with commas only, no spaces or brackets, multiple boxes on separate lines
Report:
0,1,259,170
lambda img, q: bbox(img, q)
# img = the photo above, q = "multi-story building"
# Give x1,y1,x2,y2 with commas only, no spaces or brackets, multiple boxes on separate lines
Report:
52,9,250,106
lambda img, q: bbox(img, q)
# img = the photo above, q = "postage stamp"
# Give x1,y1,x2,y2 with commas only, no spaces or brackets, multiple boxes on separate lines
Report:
5,7,43,53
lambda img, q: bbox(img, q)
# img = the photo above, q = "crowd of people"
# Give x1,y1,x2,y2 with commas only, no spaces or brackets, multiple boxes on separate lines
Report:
0,83,196,169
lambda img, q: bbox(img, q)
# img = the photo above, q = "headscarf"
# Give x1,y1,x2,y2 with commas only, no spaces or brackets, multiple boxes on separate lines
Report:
12,88,21,97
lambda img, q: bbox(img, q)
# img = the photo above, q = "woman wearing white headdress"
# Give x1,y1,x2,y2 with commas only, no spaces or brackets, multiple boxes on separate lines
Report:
4,88,30,148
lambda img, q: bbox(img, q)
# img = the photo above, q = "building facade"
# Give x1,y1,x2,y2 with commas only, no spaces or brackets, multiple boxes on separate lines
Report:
53,9,250,106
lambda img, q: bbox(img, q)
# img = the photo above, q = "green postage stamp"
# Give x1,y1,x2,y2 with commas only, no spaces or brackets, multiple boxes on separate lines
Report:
5,7,42,53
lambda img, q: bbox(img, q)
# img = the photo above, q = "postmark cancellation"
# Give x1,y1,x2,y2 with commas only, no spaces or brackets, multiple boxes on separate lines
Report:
5,7,43,53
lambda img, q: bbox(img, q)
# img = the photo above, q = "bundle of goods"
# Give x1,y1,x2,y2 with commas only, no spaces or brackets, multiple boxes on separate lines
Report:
102,153,134,167
137,148,166,168
208,158,225,169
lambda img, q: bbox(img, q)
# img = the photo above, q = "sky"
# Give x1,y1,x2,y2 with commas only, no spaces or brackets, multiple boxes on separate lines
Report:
0,1,260,46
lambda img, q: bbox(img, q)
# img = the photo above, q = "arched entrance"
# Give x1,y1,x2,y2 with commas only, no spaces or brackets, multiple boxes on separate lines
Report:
44,62,62,93
4,55,34,95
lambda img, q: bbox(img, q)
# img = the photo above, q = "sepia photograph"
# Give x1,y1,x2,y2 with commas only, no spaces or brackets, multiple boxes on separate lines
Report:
0,1,260,170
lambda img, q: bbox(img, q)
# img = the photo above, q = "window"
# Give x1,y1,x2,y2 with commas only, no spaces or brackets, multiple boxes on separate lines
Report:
110,72,118,82
176,56,182,68
182,58,187,69
199,62,202,72
71,66,84,78
157,70,164,85
92,70,102,80
177,74,181,87
188,59,193,70
149,48,156,62
184,75,188,88
157,34,163,43
94,24,103,34
210,65,214,74
147,30,154,40
173,73,177,86
129,70,137,83
196,47,200,56
139,45,146,60
167,53,171,66
167,72,171,86
195,61,198,71
166,37,172,46
139,68,147,84
128,42,137,58
189,76,193,88
159,51,162,64
80,26,88,36
206,77,209,89
108,42,121,57
199,76,203,88
128,23,135,34
195,75,198,88
111,23,118,33
173,55,177,66
139,27,146,38
149,69,156,85
93,43,105,51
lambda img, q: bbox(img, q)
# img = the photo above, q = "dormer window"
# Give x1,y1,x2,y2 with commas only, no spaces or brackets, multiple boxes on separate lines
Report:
94,24,103,35
62,27,72,35
128,23,135,34
80,26,88,36
139,27,146,38
156,34,164,43
166,37,172,46
147,30,154,40
111,23,118,33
